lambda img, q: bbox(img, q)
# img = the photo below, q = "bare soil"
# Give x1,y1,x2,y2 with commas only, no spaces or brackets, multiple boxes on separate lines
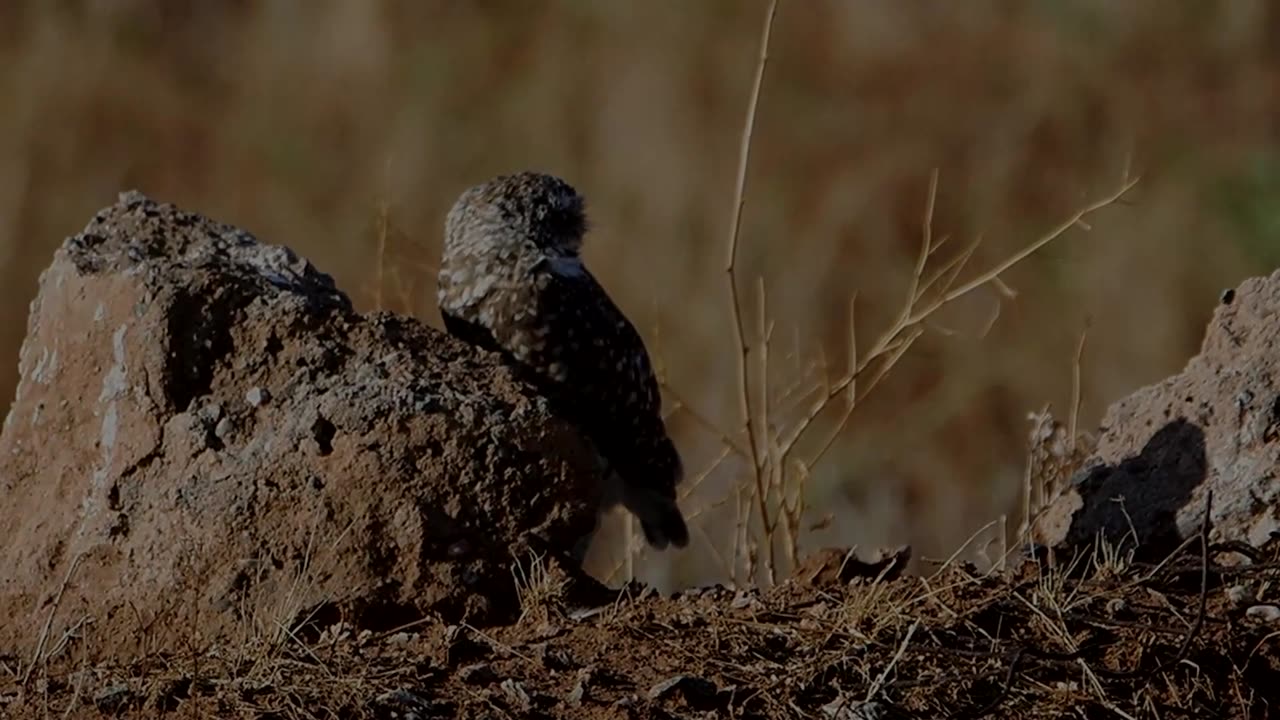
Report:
3,537,1276,719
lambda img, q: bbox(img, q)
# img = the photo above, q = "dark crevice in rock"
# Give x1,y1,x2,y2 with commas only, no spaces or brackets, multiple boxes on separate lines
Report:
164,286,245,412
311,415,336,456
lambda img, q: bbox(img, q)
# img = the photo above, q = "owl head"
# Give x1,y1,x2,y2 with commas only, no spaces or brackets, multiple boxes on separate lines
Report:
445,171,587,259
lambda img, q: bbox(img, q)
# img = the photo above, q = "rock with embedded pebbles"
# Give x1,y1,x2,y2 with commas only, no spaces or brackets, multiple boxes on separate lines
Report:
0,191,602,659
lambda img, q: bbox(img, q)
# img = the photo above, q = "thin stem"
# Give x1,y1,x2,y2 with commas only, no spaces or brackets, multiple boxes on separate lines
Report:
724,0,780,575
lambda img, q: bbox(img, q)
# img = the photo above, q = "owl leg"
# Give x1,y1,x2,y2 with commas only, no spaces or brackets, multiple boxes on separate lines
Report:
570,465,623,565
570,527,594,566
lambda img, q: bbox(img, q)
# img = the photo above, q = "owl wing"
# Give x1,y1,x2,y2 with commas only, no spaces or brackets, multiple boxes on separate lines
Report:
440,258,678,474
441,311,505,356
532,266,688,548
440,258,687,547
532,266,662,432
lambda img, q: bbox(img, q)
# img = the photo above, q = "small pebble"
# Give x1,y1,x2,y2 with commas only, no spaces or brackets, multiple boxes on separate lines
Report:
1245,605,1280,624
567,668,592,705
459,663,497,685
1225,584,1251,607
447,539,471,558
93,684,133,713
500,679,531,711
200,403,222,422
245,387,270,407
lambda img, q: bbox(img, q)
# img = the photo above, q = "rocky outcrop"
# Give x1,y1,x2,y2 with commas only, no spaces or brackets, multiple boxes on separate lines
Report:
0,191,602,659
1036,273,1280,557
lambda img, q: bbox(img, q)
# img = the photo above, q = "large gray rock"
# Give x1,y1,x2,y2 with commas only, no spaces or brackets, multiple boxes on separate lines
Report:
1036,271,1280,556
0,191,601,659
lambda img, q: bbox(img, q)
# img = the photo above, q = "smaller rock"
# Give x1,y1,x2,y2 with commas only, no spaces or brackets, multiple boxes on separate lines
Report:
199,403,222,423
245,386,270,407
530,642,576,670
458,663,498,685
386,632,414,646
446,539,471,558
1245,605,1280,624
1225,584,1252,607
499,679,531,711
647,674,720,707
371,688,453,720
790,546,912,587
94,683,133,712
567,668,592,705
214,417,233,440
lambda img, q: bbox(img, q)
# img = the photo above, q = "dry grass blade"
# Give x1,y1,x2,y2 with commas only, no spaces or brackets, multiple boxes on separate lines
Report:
1068,319,1090,443
22,552,83,686
865,619,919,703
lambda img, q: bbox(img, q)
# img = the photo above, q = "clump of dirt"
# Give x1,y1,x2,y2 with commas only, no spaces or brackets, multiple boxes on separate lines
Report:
2,536,1276,718
1036,272,1280,559
0,191,605,661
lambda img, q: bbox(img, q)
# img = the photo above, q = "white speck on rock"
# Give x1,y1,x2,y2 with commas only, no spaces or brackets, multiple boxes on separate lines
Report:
98,325,129,404
200,403,223,423
75,323,129,548
97,325,129,457
31,347,59,385
245,387,270,407
100,403,119,457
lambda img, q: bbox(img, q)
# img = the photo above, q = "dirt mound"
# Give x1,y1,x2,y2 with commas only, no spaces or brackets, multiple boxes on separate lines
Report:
1037,272,1280,558
0,191,604,660
4,536,1277,718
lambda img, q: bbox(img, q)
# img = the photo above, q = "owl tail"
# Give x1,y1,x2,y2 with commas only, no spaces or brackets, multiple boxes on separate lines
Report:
623,485,689,550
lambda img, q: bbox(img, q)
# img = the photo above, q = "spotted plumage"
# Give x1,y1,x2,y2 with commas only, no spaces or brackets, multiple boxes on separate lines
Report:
437,171,689,550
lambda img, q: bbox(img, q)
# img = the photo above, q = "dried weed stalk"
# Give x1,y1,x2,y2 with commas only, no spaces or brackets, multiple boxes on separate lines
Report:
652,0,1143,587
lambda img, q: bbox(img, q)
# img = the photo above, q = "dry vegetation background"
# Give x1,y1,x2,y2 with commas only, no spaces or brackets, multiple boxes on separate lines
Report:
2,2,1278,590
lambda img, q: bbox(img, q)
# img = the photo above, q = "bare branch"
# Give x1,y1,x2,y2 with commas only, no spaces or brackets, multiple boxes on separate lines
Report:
725,0,780,479
724,0,780,581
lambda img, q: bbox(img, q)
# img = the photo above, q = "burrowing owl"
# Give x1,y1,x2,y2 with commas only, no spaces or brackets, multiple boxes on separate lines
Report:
437,171,689,551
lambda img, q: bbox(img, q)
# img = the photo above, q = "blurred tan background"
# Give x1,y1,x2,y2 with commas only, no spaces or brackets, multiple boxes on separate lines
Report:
2,1,1278,589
